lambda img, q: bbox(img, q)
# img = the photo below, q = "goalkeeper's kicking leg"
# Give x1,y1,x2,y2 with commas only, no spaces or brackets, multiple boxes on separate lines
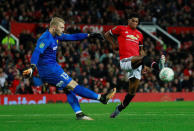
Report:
66,80,116,104
66,90,94,120
61,79,116,120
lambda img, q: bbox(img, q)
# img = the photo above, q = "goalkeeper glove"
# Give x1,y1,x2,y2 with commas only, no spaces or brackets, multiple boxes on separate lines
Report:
22,64,36,78
89,33,104,40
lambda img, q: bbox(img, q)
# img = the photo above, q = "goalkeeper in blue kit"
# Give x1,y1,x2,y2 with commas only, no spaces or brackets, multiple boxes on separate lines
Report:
23,17,116,120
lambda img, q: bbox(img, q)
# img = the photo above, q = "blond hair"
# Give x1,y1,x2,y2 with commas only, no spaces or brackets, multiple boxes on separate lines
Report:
50,17,65,27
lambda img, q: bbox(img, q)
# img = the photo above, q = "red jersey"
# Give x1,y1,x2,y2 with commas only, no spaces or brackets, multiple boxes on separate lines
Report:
110,25,143,60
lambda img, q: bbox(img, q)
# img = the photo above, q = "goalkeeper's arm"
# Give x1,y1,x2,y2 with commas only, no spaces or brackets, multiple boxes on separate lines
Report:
23,64,36,78
23,39,49,78
57,33,104,41
22,49,40,78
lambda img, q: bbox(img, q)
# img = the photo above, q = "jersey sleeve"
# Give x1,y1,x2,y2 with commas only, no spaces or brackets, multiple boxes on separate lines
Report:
31,39,50,65
57,33,88,41
110,26,122,35
35,39,50,54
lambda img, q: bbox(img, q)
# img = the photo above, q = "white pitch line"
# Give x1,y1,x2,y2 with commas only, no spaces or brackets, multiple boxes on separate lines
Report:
0,113,194,117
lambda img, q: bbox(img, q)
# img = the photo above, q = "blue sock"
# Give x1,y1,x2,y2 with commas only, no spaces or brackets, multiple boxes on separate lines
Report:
66,91,81,113
73,85,99,100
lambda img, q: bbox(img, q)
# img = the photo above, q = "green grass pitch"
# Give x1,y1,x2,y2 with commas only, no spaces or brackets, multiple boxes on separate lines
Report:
0,102,194,131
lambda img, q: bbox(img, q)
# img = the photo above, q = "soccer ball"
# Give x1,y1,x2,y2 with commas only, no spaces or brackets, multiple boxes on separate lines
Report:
159,67,174,82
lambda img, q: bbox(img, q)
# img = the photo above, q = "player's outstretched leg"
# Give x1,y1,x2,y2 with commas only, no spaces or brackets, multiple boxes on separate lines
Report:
110,78,139,118
66,91,94,120
66,80,116,104
110,93,134,118
73,85,99,100
159,55,166,69
72,84,116,104
142,55,166,71
110,105,120,118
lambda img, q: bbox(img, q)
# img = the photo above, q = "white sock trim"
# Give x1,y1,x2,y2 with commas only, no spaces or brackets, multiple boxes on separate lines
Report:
97,94,101,100
75,111,82,114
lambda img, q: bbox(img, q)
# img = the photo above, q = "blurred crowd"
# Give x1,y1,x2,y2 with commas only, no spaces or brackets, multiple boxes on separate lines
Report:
0,0,193,29
0,25,193,95
0,0,194,95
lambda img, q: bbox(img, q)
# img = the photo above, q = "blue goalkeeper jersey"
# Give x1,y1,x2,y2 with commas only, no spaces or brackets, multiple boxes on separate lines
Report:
31,30,88,67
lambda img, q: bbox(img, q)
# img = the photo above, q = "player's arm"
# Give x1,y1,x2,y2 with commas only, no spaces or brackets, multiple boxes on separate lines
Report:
139,44,145,56
57,33,103,41
104,31,115,47
139,34,145,56
104,26,121,50
23,40,50,78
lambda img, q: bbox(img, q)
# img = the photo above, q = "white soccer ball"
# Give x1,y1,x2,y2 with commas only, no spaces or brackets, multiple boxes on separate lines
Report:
159,67,174,82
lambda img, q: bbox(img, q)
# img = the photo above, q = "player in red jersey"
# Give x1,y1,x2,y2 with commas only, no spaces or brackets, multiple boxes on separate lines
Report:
104,13,165,118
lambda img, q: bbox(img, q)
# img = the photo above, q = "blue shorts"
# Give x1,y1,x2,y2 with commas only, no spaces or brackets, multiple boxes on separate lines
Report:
37,64,72,88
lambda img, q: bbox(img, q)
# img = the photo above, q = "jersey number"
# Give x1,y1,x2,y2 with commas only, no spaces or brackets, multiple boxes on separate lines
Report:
61,72,69,80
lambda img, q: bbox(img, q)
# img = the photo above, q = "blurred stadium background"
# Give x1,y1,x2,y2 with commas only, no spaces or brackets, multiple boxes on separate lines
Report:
0,0,193,98
0,0,194,130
